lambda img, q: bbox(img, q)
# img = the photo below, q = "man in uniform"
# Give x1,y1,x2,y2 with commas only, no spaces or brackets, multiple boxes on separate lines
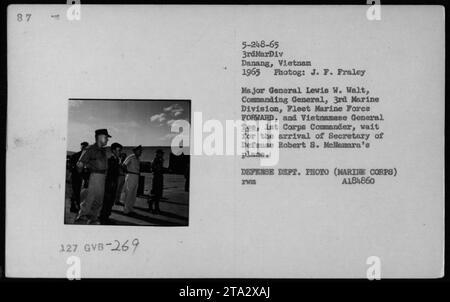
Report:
150,149,165,214
69,141,89,212
121,145,142,215
99,142,123,225
74,129,111,224
114,152,127,205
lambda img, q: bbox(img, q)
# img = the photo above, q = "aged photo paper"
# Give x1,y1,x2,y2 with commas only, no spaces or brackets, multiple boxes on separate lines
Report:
6,5,445,278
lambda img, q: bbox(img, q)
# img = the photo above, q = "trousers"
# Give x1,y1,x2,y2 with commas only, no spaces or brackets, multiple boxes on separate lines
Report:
121,174,139,214
76,173,106,223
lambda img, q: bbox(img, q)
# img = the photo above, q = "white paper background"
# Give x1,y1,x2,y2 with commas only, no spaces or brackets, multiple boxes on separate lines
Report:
6,5,444,278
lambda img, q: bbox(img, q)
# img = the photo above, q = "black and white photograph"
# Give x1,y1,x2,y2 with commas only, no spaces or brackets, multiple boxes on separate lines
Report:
2,2,446,285
64,99,190,226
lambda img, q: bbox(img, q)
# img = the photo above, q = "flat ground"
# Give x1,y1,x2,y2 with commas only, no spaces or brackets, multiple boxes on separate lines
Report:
64,173,189,226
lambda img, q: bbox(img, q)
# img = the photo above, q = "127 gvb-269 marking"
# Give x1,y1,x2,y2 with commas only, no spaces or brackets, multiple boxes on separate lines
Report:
59,238,139,253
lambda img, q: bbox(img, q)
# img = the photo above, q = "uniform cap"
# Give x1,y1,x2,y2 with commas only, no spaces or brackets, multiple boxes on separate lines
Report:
111,142,123,150
95,129,112,137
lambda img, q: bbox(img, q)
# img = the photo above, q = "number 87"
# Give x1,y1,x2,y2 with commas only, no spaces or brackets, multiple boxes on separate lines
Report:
17,13,31,22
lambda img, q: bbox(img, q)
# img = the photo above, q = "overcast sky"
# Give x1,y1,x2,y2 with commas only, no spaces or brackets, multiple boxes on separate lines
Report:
67,99,190,152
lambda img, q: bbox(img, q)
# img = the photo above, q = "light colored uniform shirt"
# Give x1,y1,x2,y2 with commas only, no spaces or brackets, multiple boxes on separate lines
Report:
124,154,140,174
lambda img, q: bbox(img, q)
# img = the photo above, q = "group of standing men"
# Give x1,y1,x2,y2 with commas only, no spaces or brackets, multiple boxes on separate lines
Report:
69,128,165,225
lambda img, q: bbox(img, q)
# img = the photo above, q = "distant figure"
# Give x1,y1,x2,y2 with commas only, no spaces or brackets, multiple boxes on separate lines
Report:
114,152,127,205
69,141,89,212
121,145,142,214
99,142,123,225
74,129,111,224
150,149,165,214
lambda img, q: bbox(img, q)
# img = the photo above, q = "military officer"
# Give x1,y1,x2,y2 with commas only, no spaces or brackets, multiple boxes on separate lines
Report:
74,129,111,224
99,142,123,225
150,149,165,214
114,152,127,205
69,141,89,212
121,145,142,215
